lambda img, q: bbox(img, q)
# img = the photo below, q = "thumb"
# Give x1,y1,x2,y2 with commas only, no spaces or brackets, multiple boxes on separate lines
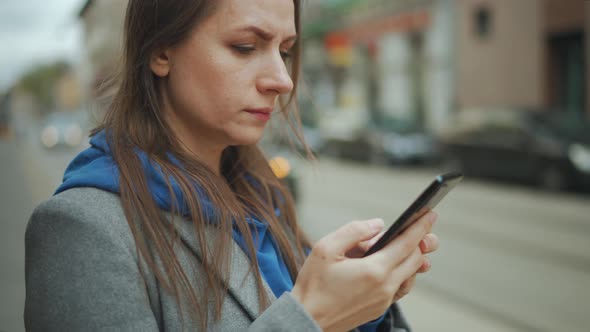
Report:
322,219,384,255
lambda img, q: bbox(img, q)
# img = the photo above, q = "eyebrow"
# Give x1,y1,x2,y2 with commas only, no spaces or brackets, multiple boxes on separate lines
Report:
235,25,297,43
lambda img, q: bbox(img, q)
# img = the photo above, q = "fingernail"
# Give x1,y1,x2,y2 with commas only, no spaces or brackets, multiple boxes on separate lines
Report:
420,237,429,252
368,218,384,231
419,239,427,252
429,213,438,225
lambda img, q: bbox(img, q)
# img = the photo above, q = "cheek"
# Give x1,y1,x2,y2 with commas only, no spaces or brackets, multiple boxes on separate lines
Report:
168,42,260,130
193,62,255,124
170,56,235,116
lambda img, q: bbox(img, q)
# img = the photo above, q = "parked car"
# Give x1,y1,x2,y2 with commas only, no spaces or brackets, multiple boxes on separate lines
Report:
296,96,325,155
318,107,372,161
366,116,440,165
271,123,325,157
318,107,440,164
264,96,325,157
440,108,590,191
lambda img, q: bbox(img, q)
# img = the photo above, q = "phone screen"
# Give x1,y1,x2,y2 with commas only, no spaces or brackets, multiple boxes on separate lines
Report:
363,172,463,257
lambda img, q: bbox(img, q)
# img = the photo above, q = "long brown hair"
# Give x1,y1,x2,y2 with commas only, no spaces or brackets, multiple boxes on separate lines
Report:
92,0,311,329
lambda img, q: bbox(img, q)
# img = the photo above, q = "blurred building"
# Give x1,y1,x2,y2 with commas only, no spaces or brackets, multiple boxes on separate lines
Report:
78,0,127,101
303,0,590,138
303,0,456,137
73,0,589,132
456,0,589,117
3,90,38,140
55,69,82,111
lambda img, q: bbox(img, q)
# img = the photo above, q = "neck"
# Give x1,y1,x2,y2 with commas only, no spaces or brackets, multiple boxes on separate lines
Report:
176,128,224,177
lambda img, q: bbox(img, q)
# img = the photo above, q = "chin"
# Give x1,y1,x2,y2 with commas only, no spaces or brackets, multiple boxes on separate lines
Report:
229,129,265,146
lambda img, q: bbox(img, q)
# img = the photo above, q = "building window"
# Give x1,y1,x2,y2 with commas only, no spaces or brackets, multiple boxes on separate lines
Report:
474,6,492,39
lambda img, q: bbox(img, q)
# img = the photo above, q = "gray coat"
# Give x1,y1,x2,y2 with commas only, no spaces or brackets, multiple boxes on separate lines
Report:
24,188,410,331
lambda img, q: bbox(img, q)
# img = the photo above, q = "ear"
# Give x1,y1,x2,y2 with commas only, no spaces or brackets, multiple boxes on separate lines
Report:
150,50,171,77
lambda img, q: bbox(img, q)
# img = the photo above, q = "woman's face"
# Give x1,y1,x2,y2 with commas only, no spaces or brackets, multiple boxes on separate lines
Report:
153,0,296,152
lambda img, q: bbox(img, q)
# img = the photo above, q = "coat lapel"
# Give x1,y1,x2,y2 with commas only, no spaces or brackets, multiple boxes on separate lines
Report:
165,213,277,320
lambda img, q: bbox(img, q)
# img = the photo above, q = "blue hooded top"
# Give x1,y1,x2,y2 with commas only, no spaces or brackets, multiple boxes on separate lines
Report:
55,130,293,297
55,130,384,331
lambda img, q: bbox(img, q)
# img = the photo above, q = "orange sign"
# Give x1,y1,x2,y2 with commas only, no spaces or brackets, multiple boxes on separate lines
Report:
336,10,431,45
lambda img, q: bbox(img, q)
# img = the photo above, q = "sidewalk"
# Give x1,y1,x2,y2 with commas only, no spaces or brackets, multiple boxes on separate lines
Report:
401,285,522,332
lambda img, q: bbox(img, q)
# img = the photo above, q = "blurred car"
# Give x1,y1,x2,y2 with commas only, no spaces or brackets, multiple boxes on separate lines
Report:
318,107,372,161
366,116,440,165
298,125,325,155
40,111,87,149
271,123,325,157
262,96,324,157
440,108,590,191
295,96,326,155
317,107,440,164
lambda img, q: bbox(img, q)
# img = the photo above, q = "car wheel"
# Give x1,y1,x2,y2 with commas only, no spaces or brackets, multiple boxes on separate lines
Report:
539,167,567,191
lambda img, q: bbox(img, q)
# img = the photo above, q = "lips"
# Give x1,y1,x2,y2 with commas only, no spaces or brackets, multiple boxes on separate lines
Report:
244,107,273,121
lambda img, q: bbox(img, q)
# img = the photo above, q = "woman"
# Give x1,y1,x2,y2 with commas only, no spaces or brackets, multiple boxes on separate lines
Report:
24,0,439,331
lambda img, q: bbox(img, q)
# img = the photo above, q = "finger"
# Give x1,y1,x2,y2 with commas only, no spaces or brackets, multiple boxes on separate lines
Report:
319,219,385,255
393,275,416,302
390,247,424,285
346,230,387,258
377,212,437,266
358,230,386,253
416,256,431,273
419,233,439,254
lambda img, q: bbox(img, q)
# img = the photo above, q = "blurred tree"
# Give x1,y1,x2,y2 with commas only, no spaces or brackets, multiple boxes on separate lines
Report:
16,61,70,114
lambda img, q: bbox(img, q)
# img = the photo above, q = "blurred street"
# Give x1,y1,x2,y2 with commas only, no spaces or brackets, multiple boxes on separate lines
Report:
2,132,589,331
296,158,590,332
0,124,86,332
0,139,32,332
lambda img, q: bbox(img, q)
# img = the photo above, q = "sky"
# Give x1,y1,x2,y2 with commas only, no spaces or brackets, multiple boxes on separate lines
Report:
0,0,86,92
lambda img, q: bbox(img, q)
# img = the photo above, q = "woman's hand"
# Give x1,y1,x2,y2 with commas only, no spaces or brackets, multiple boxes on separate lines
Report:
393,231,439,302
291,212,438,332
350,226,439,302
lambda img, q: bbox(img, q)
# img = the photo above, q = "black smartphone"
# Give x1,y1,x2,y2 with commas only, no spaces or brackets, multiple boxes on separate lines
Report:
363,172,463,257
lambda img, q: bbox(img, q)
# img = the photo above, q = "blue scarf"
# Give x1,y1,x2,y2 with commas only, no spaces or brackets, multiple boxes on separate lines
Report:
55,130,293,298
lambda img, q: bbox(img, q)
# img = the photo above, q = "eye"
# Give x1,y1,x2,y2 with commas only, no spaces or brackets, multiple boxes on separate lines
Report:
232,45,255,54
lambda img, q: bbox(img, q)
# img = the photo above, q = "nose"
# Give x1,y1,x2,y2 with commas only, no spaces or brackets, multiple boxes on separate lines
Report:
257,52,294,96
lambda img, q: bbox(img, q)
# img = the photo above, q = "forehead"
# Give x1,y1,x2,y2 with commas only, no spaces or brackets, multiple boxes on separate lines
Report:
213,0,295,34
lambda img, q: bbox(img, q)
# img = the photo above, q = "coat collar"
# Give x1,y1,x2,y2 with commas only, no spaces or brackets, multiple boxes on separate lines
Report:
164,212,277,320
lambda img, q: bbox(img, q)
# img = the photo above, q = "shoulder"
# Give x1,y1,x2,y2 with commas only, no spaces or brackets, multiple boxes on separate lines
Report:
26,187,134,254
24,188,160,330
33,187,123,220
